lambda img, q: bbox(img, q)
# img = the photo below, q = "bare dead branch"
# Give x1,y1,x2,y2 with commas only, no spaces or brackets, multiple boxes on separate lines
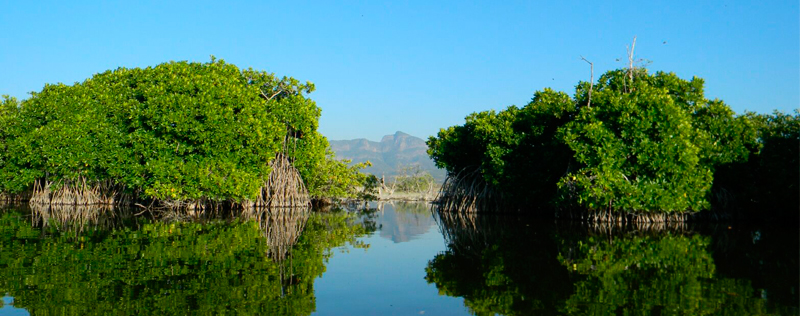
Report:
580,55,594,108
259,89,284,101
627,36,637,83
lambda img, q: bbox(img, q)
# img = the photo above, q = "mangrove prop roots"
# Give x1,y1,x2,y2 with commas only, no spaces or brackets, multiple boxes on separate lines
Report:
557,208,728,224
157,199,231,216
29,178,134,206
435,168,506,213
22,153,310,210
574,220,691,237
435,166,724,224
250,152,311,208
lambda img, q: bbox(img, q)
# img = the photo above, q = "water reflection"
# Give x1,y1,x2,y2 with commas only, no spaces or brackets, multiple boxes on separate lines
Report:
0,205,374,315
427,210,574,315
0,295,27,316
29,203,137,233
2,202,796,315
245,207,312,262
427,208,798,315
375,202,436,243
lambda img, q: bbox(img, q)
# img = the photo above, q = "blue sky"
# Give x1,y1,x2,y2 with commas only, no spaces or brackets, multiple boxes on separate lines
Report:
1,1,797,141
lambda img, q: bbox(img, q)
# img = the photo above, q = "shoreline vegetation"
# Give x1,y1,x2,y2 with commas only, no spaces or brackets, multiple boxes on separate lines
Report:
427,64,798,223
1,57,796,224
370,165,440,202
0,58,373,212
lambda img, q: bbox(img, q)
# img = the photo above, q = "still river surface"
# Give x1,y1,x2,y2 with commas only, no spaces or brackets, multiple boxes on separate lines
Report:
0,202,797,315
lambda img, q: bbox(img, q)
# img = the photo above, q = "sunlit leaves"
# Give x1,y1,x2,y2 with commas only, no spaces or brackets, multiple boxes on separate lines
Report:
559,70,713,212
0,59,338,203
426,68,793,214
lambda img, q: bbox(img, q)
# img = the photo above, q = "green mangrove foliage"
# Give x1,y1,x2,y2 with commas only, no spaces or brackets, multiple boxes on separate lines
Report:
0,59,367,206
428,68,798,218
0,209,372,315
428,88,577,211
304,151,375,203
710,111,799,219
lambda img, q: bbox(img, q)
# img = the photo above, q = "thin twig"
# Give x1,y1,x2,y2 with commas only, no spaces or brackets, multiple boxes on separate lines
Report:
580,55,594,108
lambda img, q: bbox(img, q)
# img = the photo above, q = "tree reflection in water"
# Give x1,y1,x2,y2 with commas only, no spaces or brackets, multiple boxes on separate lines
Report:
0,205,374,315
427,210,574,315
427,207,797,315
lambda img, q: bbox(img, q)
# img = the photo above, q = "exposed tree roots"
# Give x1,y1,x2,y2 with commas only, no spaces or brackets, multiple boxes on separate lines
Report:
557,209,693,223
435,169,719,224
573,220,691,236
557,208,730,224
29,178,134,206
19,151,310,211
435,167,507,213
250,152,311,208
157,199,232,217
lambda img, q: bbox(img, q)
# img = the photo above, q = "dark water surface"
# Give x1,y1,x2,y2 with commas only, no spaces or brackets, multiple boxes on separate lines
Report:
0,202,797,315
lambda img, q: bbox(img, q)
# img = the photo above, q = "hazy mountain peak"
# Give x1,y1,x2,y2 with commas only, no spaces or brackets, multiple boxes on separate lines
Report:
329,131,445,181
381,131,412,143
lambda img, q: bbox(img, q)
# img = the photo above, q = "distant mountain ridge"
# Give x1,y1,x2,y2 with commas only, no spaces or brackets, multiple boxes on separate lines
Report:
329,131,446,181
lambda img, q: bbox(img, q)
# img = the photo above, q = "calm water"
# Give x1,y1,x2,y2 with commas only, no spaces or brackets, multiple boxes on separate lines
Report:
0,202,797,315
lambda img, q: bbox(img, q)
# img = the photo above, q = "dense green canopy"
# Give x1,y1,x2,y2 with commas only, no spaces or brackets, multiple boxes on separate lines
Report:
428,68,798,217
0,59,366,204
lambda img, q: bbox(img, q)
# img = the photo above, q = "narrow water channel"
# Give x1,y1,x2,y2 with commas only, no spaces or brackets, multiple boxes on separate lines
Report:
312,202,469,315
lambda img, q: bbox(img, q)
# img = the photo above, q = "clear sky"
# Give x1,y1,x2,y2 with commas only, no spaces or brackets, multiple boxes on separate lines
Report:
1,1,797,141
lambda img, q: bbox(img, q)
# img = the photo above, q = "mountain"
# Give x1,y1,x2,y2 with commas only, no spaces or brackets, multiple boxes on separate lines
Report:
329,131,446,181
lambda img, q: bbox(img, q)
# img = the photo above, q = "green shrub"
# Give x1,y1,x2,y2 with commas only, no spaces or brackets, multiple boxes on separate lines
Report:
428,68,796,217
0,59,361,204
558,70,713,213
303,150,372,201
711,111,799,219
428,88,577,205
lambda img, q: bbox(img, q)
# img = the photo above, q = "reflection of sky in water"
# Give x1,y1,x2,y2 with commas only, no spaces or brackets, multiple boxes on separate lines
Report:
313,202,470,316
376,202,436,243
0,295,28,316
